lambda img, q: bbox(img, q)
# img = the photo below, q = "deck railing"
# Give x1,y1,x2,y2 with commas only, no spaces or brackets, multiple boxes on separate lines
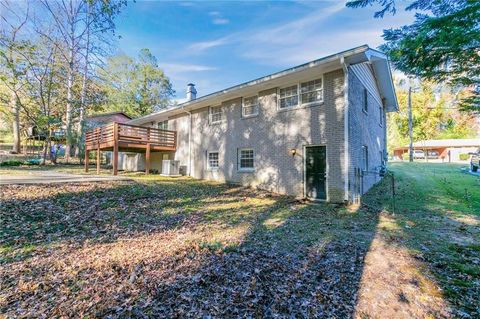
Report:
85,122,177,150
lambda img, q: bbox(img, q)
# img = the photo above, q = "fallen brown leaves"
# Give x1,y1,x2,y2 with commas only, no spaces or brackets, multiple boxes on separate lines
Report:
0,177,460,318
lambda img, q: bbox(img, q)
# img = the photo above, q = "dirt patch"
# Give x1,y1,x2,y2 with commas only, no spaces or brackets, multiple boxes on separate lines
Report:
355,232,450,318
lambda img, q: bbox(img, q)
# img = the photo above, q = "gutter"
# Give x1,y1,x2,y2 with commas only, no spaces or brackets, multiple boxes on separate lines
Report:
128,45,371,126
341,57,350,202
181,105,192,177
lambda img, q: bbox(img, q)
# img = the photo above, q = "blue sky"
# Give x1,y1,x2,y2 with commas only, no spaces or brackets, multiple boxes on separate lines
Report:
115,1,415,101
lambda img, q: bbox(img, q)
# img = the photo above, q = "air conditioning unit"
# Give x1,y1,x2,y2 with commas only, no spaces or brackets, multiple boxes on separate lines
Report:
161,160,181,176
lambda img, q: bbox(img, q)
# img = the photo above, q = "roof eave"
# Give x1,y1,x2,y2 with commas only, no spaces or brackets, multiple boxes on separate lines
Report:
365,49,399,112
128,45,375,125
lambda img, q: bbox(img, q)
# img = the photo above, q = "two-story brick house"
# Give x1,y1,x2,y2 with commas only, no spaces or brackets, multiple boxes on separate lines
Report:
120,45,398,203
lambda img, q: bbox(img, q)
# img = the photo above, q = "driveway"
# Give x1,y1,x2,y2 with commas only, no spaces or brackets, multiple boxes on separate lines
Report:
0,171,130,185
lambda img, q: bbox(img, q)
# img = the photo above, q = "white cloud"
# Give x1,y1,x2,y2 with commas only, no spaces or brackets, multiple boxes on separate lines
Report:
242,29,381,65
159,63,217,73
212,18,229,25
186,1,346,57
184,0,414,66
187,36,231,52
208,11,229,25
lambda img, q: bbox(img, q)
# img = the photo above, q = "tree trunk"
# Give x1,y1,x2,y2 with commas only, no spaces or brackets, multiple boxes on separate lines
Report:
64,57,74,162
11,92,21,153
75,2,91,160
75,48,89,159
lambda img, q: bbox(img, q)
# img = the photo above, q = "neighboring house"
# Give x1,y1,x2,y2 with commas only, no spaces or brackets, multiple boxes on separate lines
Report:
393,138,480,162
84,112,132,165
116,45,398,203
85,112,132,129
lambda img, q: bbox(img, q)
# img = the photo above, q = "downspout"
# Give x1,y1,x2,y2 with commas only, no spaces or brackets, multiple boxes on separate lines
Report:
341,57,350,202
181,106,192,177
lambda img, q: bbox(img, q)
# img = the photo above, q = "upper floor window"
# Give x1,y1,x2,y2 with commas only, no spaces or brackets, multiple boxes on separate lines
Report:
157,120,168,130
208,151,219,169
278,85,299,109
242,96,259,118
210,105,223,124
278,78,323,110
363,89,368,113
300,78,323,104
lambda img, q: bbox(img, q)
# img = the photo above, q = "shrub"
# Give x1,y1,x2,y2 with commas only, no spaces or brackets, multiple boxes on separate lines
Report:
459,153,470,161
0,160,24,167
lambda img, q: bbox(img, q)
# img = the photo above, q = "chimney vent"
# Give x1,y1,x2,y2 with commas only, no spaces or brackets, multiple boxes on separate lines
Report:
186,83,197,101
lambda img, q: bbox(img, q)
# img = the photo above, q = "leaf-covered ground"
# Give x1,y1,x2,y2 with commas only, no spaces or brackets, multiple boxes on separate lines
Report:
0,163,478,318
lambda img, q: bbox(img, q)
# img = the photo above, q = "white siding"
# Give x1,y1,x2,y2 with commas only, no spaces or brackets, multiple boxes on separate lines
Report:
350,63,382,106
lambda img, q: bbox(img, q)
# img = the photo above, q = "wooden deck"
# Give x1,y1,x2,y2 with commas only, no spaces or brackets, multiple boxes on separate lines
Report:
84,122,177,175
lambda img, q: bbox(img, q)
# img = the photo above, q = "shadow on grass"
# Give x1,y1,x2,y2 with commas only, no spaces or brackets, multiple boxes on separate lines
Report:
3,164,476,317
0,176,380,318
361,163,480,317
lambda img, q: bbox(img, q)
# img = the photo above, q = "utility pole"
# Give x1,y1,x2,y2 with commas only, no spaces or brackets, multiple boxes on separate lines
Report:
408,84,413,162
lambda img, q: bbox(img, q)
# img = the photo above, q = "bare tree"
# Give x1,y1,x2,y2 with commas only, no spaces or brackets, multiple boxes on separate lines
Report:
0,1,29,154
39,0,126,161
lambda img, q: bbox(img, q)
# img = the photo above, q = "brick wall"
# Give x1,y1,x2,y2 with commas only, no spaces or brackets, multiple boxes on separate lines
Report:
347,67,386,202
167,69,347,202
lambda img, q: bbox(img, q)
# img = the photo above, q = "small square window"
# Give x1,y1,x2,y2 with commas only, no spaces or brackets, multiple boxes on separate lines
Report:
210,106,223,124
238,149,254,171
242,96,259,118
208,151,219,169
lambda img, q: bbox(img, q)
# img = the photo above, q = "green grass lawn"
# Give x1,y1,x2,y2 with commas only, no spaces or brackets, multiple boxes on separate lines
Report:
0,162,478,318
371,163,480,316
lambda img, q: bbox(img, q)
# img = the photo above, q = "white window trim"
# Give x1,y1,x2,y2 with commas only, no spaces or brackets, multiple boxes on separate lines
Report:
209,105,223,125
277,76,324,111
242,96,259,118
277,85,299,110
207,151,219,171
362,89,369,114
362,145,369,172
238,148,255,172
157,119,169,130
299,78,324,107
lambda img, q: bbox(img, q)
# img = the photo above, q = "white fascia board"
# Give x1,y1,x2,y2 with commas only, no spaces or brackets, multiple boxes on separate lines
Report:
128,45,372,126
365,49,399,112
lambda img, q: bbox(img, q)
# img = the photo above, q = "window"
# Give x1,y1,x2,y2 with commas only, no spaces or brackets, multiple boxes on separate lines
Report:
209,106,223,124
238,149,254,171
242,96,259,118
300,78,323,104
379,106,383,126
278,85,299,109
208,151,219,169
363,89,368,113
157,120,168,130
362,145,368,171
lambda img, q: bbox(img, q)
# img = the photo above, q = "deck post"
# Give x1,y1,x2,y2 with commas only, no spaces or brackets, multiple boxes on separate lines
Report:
96,148,101,174
145,143,151,175
85,150,89,172
113,122,118,175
